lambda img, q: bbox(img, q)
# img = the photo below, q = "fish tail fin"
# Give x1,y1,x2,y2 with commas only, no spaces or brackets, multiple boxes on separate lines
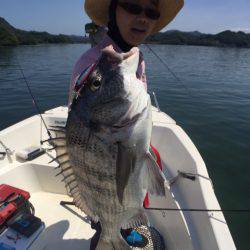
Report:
145,152,166,196
96,234,130,250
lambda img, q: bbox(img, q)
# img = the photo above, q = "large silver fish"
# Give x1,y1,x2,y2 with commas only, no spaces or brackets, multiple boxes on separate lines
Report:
49,45,166,250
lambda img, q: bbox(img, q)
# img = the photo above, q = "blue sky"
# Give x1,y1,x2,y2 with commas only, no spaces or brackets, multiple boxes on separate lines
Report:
0,0,250,35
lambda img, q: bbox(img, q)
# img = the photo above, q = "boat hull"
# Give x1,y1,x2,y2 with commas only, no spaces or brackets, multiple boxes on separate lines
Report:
0,106,236,249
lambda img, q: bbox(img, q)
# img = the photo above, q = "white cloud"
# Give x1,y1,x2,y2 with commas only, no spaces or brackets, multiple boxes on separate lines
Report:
232,27,250,33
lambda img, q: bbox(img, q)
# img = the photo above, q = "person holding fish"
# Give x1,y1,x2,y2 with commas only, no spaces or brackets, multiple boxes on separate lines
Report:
66,0,184,249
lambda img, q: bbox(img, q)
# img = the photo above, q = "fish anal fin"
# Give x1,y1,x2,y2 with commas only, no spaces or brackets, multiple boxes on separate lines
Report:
121,210,148,229
96,234,130,250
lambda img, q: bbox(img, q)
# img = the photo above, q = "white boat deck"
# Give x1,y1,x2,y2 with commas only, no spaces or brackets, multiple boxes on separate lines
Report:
29,192,94,250
0,106,236,250
0,150,96,250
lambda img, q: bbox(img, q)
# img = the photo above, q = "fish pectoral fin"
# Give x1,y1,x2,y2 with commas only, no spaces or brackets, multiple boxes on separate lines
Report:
121,210,149,229
116,142,136,205
145,152,166,196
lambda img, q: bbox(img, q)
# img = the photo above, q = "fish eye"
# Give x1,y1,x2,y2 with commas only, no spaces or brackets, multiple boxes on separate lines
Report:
90,80,101,92
88,69,102,92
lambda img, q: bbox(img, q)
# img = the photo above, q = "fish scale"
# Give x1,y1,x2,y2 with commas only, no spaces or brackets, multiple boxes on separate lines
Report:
66,118,125,221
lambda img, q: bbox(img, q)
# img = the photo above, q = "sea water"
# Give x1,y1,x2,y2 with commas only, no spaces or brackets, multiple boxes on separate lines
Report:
0,44,249,249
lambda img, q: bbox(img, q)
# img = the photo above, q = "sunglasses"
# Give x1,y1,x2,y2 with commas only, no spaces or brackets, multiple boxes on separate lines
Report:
118,2,161,20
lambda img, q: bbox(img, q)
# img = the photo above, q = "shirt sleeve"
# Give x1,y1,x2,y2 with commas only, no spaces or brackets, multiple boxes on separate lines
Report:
68,72,78,108
68,47,99,108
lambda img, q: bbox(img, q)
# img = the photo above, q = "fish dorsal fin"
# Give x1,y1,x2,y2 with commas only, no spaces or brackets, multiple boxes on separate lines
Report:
48,126,98,221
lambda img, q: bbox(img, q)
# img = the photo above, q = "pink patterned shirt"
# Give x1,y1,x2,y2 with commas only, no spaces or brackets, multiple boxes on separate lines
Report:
68,34,147,107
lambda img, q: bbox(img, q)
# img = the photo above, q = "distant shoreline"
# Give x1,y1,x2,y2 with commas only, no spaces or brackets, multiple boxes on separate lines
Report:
0,17,89,46
146,30,250,49
2,43,250,51
1,17,250,49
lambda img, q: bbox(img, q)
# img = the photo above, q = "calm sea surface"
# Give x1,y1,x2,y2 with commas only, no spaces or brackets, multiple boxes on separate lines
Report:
0,44,250,249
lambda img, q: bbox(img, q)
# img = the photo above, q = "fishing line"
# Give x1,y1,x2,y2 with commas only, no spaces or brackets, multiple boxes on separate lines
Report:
16,58,52,143
145,207,250,213
145,44,193,97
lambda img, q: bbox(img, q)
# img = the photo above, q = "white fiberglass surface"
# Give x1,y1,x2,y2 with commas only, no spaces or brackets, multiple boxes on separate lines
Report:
0,163,95,249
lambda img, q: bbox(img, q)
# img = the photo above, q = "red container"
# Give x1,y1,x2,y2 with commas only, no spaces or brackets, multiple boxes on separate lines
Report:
0,184,30,226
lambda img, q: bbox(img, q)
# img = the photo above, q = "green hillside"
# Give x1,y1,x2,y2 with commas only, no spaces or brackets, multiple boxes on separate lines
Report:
147,30,250,48
0,17,19,45
1,16,250,48
0,17,88,46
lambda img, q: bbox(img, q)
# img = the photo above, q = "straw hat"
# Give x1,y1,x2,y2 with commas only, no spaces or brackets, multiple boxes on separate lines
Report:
84,0,184,34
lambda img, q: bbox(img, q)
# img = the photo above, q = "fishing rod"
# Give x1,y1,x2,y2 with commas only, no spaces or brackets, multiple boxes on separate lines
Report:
145,207,250,213
16,58,53,143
